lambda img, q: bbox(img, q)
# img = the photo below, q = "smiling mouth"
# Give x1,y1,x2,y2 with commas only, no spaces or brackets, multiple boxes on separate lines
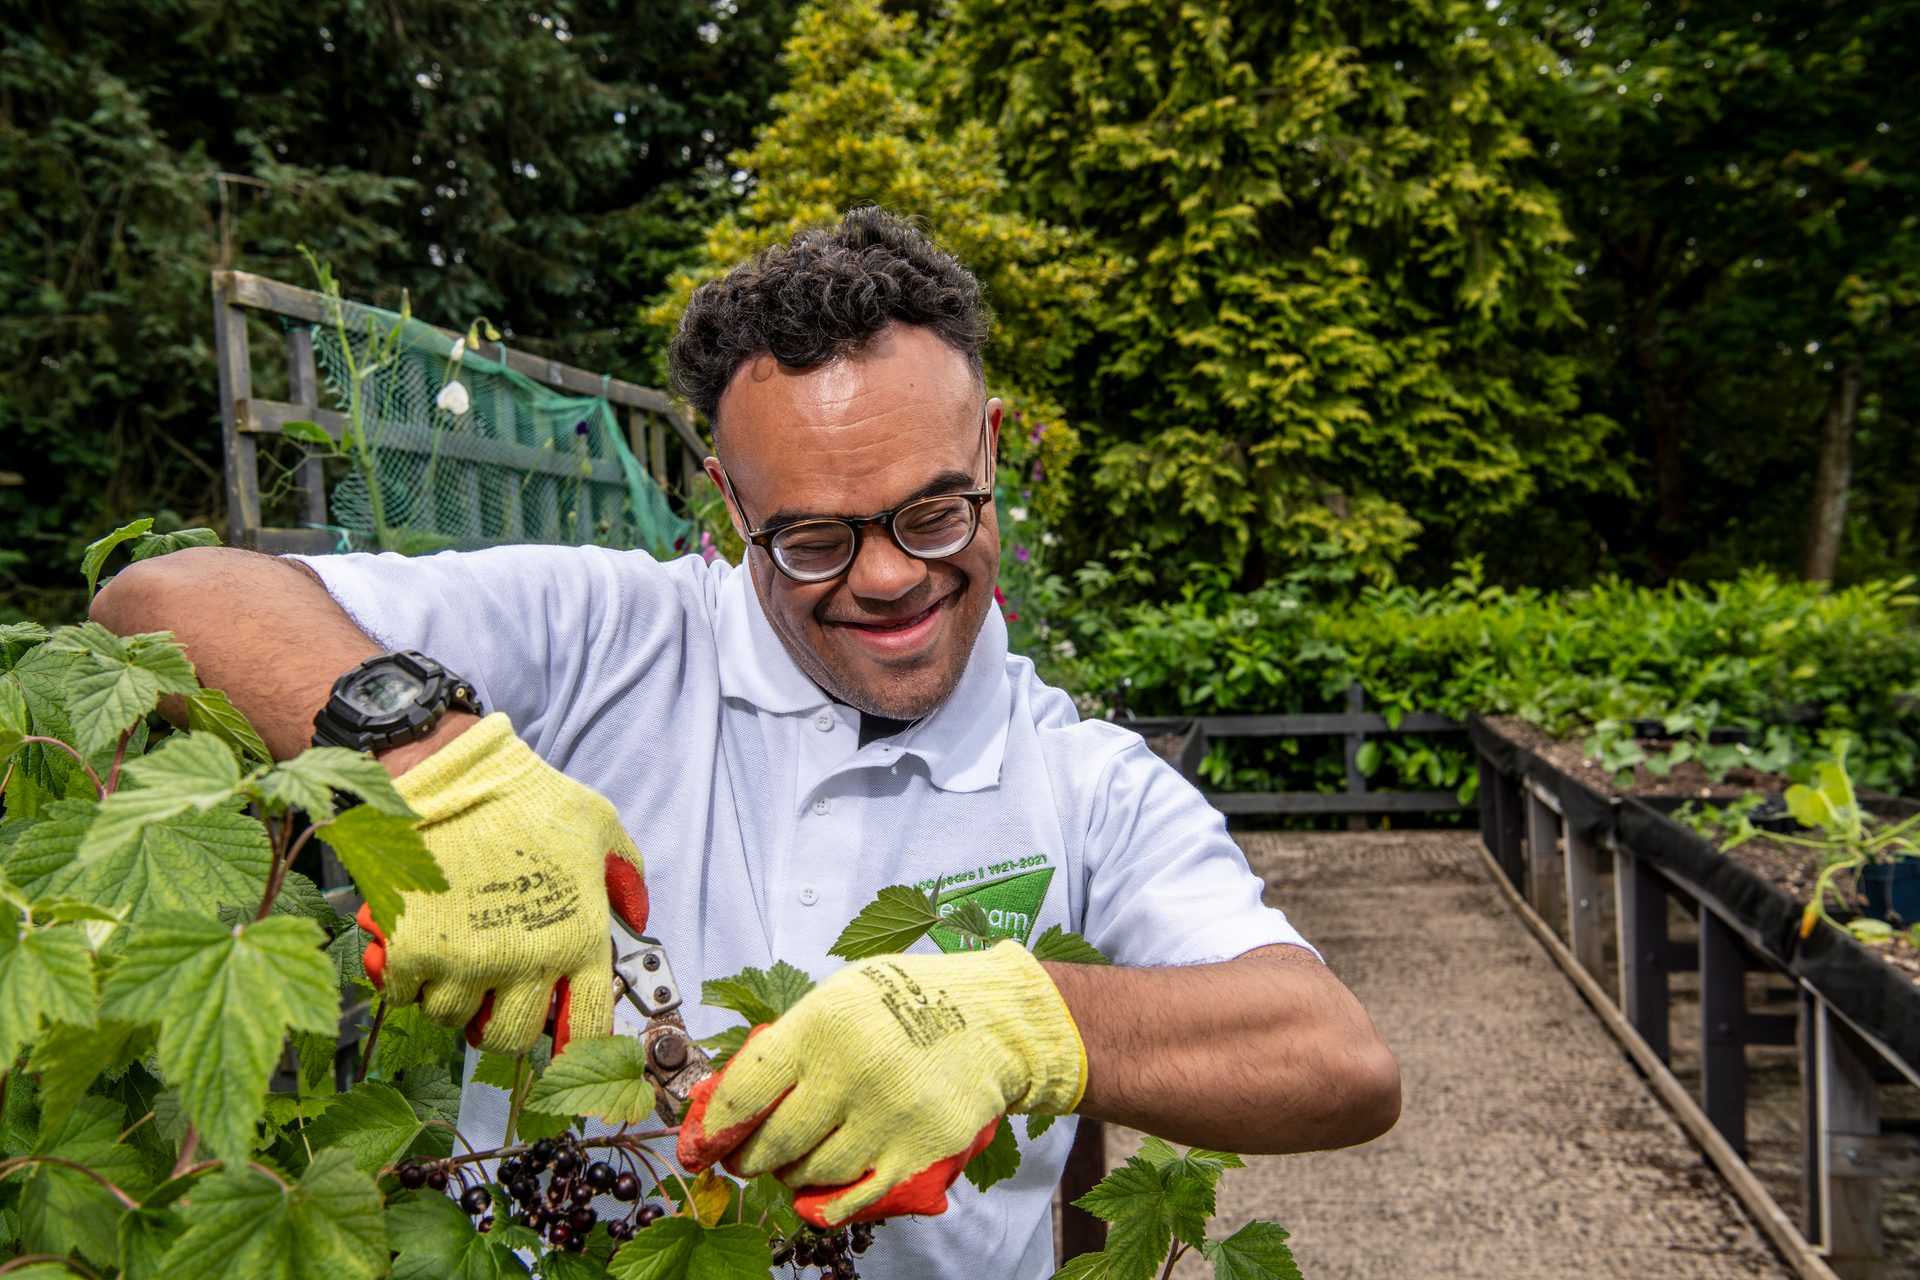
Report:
838,596,948,635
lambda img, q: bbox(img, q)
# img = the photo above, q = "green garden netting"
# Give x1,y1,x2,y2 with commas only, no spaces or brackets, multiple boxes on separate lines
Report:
303,302,690,559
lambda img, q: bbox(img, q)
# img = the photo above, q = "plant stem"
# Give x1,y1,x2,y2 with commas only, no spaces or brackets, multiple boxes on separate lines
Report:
19,736,105,799
0,1155,141,1210
253,815,299,921
171,1125,200,1178
104,727,133,795
1158,1241,1189,1280
377,1128,680,1178
355,999,389,1084
504,1054,532,1147
0,1254,104,1278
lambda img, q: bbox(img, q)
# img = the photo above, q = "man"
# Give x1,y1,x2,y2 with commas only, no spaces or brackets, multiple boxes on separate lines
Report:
94,207,1398,1277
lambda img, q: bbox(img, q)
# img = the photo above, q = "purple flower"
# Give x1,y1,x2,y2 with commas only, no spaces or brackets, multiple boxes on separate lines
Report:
1015,545,1030,562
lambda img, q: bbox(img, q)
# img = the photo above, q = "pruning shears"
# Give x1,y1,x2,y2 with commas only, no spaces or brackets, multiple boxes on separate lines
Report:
611,922,715,1125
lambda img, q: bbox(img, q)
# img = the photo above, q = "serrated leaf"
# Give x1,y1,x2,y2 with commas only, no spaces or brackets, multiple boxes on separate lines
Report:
1074,1151,1218,1273
1200,1221,1301,1280
740,1172,801,1236
682,1168,733,1227
19,1095,150,1268
257,748,416,819
512,1105,573,1143
388,1189,532,1280
46,625,197,757
82,518,154,596
1030,925,1112,965
0,675,27,767
962,1115,1021,1191
604,1217,772,1280
119,1205,186,1276
29,1019,151,1129
1,619,50,669
526,1035,656,1124
362,999,462,1080
941,897,1003,945
278,420,336,447
1048,1251,1136,1280
0,921,96,1066
471,1050,529,1092
827,883,942,960
185,686,270,766
696,1025,750,1071
11,798,272,925
76,733,243,866
300,1081,427,1172
700,960,815,1025
101,912,338,1162
1026,1112,1058,1140
130,527,222,562
316,805,443,934
393,1065,463,1124
157,1148,386,1280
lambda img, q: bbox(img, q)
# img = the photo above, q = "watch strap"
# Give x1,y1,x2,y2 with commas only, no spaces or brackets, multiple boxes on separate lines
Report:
311,651,484,753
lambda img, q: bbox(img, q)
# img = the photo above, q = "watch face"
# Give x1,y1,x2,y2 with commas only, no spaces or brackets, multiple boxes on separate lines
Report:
343,668,425,718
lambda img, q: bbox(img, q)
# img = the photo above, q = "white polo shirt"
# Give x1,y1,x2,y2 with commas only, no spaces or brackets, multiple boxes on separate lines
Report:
298,544,1311,1279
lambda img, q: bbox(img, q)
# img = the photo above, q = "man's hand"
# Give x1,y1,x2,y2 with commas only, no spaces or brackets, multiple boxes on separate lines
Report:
677,941,1085,1227
357,712,650,1054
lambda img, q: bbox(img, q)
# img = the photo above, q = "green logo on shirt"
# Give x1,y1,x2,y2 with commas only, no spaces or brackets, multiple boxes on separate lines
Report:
921,862,1055,953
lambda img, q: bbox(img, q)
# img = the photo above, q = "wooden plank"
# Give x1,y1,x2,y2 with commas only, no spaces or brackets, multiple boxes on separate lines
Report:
1205,790,1468,816
1199,712,1463,737
251,528,341,555
1343,685,1369,833
1175,725,1206,785
1471,839,1843,1280
1812,1000,1886,1277
1058,1118,1107,1261
211,274,262,546
1827,1132,1920,1181
1701,907,1751,1156
648,417,668,490
1524,786,1565,926
1565,824,1606,978
283,326,329,525
242,399,627,487
1616,846,1672,1062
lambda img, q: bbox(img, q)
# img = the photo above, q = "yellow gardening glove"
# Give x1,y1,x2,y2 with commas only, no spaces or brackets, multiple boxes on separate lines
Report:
677,940,1086,1226
356,713,649,1055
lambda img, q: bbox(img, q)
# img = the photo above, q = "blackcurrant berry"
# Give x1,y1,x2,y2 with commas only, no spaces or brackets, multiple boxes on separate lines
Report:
569,1181,595,1206
461,1185,493,1216
612,1171,641,1202
553,1150,580,1177
530,1139,556,1164
769,1238,792,1265
792,1244,814,1266
478,1216,493,1233
835,1261,857,1280
637,1204,664,1227
570,1207,596,1233
607,1219,634,1242
397,1163,428,1190
548,1224,572,1248
497,1159,522,1184
584,1160,615,1191
426,1166,449,1191
510,1176,537,1203
546,1180,567,1204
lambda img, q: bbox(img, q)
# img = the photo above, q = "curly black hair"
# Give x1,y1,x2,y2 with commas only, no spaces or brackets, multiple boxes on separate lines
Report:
668,207,990,437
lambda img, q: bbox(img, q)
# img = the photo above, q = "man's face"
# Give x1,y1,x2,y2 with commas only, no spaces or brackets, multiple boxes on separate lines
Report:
706,324,1002,720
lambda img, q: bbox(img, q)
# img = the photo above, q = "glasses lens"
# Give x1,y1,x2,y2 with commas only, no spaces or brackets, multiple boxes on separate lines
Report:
771,522,855,579
894,497,978,557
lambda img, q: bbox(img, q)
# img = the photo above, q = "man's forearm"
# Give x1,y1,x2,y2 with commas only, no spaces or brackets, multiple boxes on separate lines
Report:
90,547,382,761
1044,945,1400,1153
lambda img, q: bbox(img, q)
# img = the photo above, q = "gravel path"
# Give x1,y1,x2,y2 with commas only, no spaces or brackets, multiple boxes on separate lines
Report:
1097,830,1794,1280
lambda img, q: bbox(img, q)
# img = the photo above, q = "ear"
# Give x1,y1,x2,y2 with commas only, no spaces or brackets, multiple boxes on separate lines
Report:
705,457,750,543
986,396,1004,465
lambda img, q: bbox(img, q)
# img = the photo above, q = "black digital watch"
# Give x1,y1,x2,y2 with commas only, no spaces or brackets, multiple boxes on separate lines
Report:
310,651,484,752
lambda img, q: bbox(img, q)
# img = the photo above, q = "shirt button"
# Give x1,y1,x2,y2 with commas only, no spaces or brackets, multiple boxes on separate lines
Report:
799,886,819,907
814,712,834,732
812,797,830,816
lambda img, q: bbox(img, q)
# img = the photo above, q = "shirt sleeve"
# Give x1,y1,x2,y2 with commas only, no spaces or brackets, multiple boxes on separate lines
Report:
1075,728,1319,967
287,545,723,762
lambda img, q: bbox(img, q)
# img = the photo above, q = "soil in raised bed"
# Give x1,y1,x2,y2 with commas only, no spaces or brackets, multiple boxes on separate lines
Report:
1484,715,1785,801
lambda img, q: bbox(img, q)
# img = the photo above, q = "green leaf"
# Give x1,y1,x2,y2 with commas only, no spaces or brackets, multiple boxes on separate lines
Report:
470,1051,529,1092
1200,1221,1301,1280
1030,925,1111,965
76,733,242,866
101,912,339,1162
1074,1148,1221,1274
940,897,1003,946
388,1189,532,1280
158,1148,387,1280
130,527,222,561
1354,739,1382,777
604,1217,774,1280
393,1065,463,1124
82,518,155,596
1026,1112,1057,1140
962,1115,1021,1191
12,798,272,925
740,1172,801,1237
185,686,271,766
1,620,50,669
1047,1251,1137,1280
316,804,444,934
827,883,943,960
45,625,197,756
300,1081,428,1172
700,960,815,1025
20,1096,150,1268
0,921,96,1066
28,1019,152,1129
0,674,28,768
278,420,336,447
526,1035,657,1124
119,1205,186,1276
695,1024,750,1071
256,748,417,819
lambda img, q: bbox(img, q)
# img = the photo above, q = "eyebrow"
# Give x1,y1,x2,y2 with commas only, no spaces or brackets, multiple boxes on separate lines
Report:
763,470,980,528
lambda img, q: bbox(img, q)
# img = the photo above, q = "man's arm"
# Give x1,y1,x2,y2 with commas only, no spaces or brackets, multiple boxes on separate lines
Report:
1046,944,1400,1153
89,546,471,773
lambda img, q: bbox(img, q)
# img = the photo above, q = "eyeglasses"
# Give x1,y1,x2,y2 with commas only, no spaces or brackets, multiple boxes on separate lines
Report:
717,412,994,584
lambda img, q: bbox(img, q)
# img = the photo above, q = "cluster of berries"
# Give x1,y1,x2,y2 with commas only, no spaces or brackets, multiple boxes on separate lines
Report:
395,1132,661,1253
769,1220,877,1277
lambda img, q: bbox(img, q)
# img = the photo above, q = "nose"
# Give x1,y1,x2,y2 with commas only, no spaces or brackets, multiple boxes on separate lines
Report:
844,524,928,602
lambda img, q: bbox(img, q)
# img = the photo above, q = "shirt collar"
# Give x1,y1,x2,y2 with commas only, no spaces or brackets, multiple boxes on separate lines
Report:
714,560,1011,793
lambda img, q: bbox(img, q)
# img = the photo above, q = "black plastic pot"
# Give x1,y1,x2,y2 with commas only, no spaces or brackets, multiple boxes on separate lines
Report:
1625,719,1754,745
1860,860,1920,924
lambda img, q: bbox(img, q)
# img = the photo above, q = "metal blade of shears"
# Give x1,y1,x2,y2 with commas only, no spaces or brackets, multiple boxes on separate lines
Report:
611,928,714,1126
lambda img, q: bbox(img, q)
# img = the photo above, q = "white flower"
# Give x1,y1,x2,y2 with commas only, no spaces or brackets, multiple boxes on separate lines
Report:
1008,506,1029,523
1055,639,1077,660
448,337,466,363
1041,531,1057,547
435,380,471,415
